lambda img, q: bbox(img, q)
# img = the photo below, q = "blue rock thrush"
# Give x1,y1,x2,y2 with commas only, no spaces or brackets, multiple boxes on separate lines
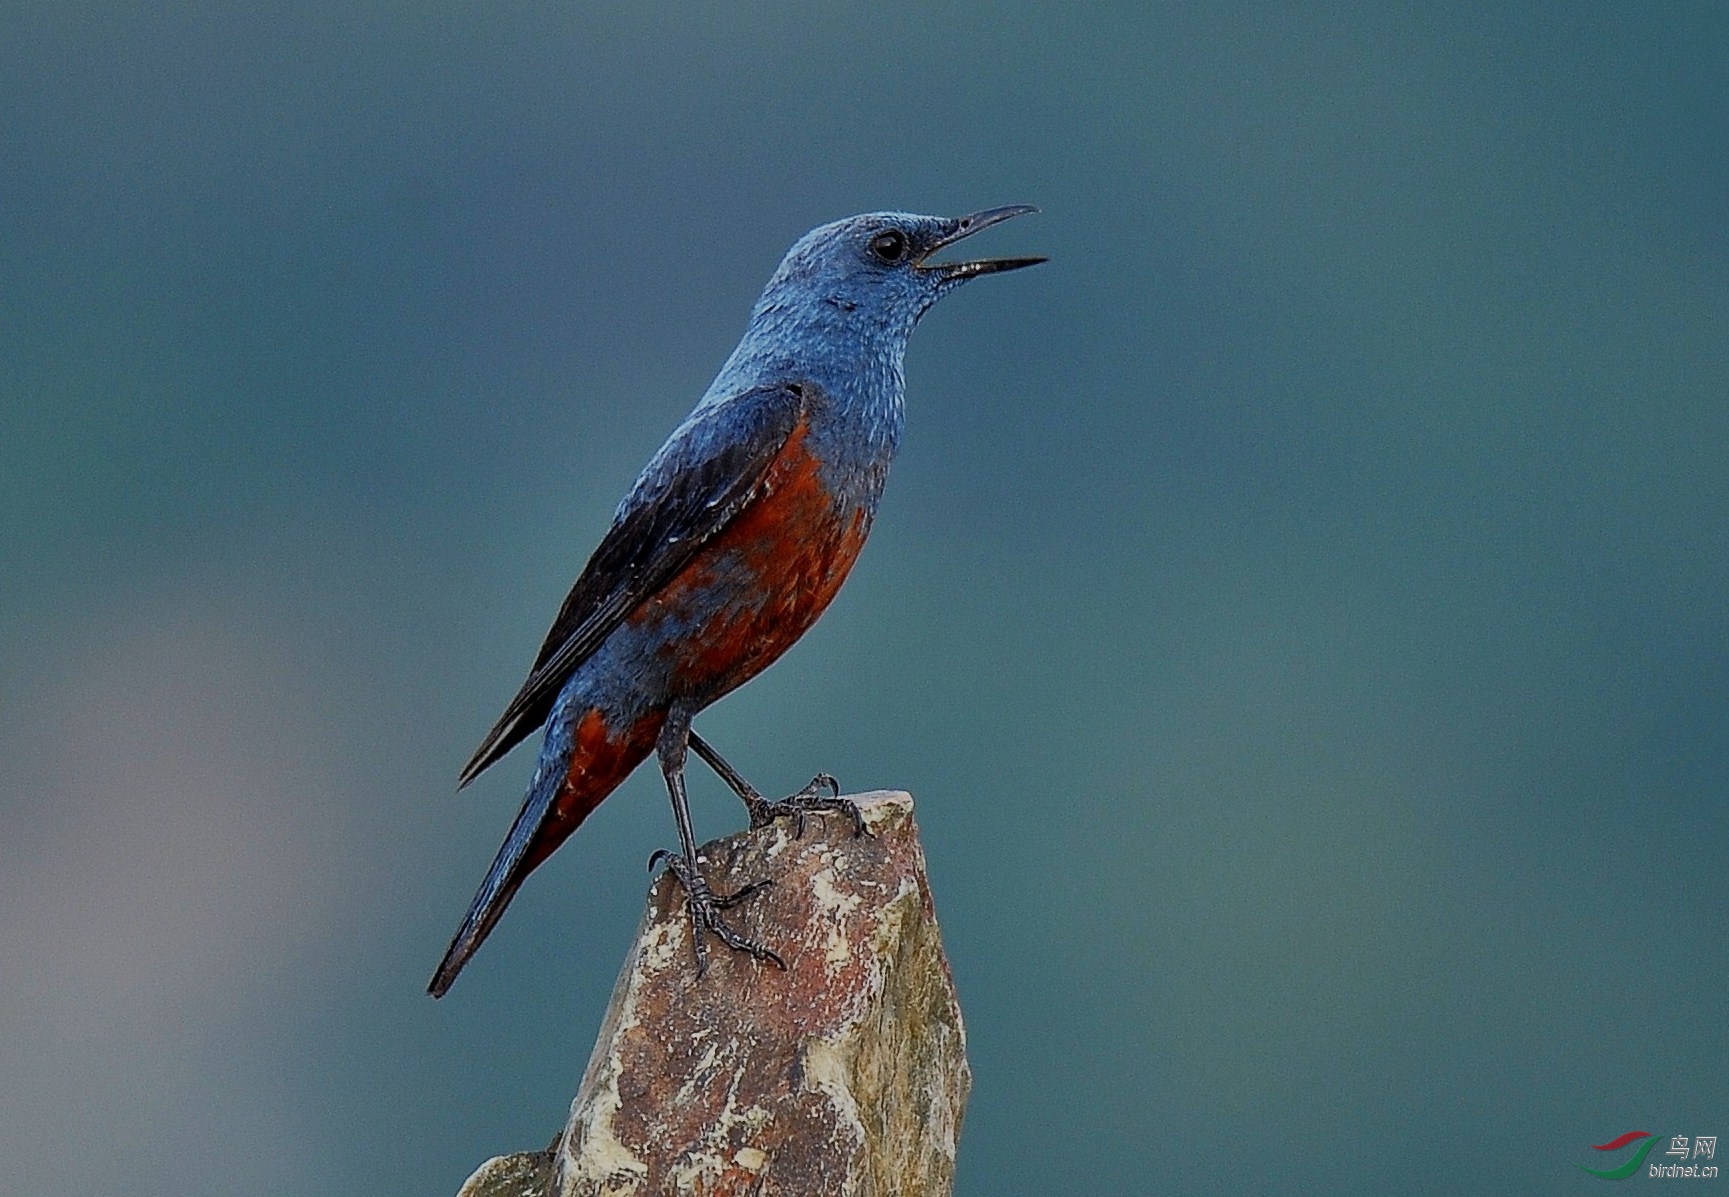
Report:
430,207,1044,997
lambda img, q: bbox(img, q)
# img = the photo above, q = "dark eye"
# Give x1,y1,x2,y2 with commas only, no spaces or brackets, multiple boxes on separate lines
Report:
869,229,909,264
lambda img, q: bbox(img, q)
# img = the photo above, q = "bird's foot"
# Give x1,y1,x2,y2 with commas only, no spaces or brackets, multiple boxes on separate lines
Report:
745,773,866,838
649,849,786,975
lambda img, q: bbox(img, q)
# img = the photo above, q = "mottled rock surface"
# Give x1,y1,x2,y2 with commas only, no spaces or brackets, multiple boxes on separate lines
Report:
458,1144,556,1197
456,790,969,1197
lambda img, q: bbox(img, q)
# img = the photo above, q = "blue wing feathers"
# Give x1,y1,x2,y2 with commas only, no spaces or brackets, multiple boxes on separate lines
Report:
455,382,807,787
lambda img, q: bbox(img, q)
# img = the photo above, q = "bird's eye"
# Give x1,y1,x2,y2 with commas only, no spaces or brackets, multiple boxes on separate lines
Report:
869,229,909,264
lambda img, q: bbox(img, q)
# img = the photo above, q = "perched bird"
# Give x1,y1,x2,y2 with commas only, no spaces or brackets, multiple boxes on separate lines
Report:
430,207,1043,997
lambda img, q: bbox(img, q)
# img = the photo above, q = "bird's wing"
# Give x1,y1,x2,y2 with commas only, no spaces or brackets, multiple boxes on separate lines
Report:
457,380,808,787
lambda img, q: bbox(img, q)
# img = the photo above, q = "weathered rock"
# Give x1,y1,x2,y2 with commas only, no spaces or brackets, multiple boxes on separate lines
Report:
456,790,970,1197
457,1143,556,1197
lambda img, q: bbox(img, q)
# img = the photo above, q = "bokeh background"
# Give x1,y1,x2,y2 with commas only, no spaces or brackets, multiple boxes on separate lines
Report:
3,4,1724,1193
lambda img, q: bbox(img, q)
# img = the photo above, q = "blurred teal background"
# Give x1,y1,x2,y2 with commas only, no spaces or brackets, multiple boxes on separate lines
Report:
2,4,1724,1193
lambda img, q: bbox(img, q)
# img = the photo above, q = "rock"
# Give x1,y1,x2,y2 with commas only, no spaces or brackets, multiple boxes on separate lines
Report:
456,790,970,1197
457,1144,556,1197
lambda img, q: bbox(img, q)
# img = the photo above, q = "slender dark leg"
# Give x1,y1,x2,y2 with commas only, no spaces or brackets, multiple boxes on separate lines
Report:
653,707,785,974
689,729,865,838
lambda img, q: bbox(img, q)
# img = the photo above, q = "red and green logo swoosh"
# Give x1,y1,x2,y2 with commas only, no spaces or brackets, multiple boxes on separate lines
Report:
1579,1131,1661,1179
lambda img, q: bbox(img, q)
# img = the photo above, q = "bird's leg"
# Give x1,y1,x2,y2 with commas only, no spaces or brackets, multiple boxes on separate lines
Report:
653,709,785,974
689,729,865,838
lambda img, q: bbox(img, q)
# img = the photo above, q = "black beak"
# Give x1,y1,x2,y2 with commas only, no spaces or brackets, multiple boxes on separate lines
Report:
917,205,1047,279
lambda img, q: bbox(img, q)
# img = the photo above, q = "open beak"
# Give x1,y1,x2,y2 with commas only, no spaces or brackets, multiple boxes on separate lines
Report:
916,205,1047,279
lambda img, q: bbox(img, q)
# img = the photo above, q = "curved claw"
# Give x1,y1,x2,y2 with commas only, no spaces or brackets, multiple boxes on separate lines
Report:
657,850,785,973
714,878,774,909
746,773,863,838
704,915,787,969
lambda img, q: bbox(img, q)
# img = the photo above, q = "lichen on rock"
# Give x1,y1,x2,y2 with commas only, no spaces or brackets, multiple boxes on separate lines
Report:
455,791,970,1197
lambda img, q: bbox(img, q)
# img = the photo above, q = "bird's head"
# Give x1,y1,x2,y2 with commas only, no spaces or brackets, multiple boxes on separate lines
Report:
753,206,1045,341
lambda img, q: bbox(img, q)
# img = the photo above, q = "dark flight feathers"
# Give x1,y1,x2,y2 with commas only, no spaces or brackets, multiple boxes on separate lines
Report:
457,381,809,787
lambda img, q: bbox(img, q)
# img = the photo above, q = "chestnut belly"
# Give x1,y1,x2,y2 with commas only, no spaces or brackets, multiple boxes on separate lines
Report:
624,435,873,707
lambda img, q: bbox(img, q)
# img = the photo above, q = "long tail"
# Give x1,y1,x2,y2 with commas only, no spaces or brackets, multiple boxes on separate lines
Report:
428,775,557,998
431,705,658,997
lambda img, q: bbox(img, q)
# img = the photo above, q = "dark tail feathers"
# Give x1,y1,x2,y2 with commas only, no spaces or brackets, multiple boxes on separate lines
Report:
428,786,550,998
